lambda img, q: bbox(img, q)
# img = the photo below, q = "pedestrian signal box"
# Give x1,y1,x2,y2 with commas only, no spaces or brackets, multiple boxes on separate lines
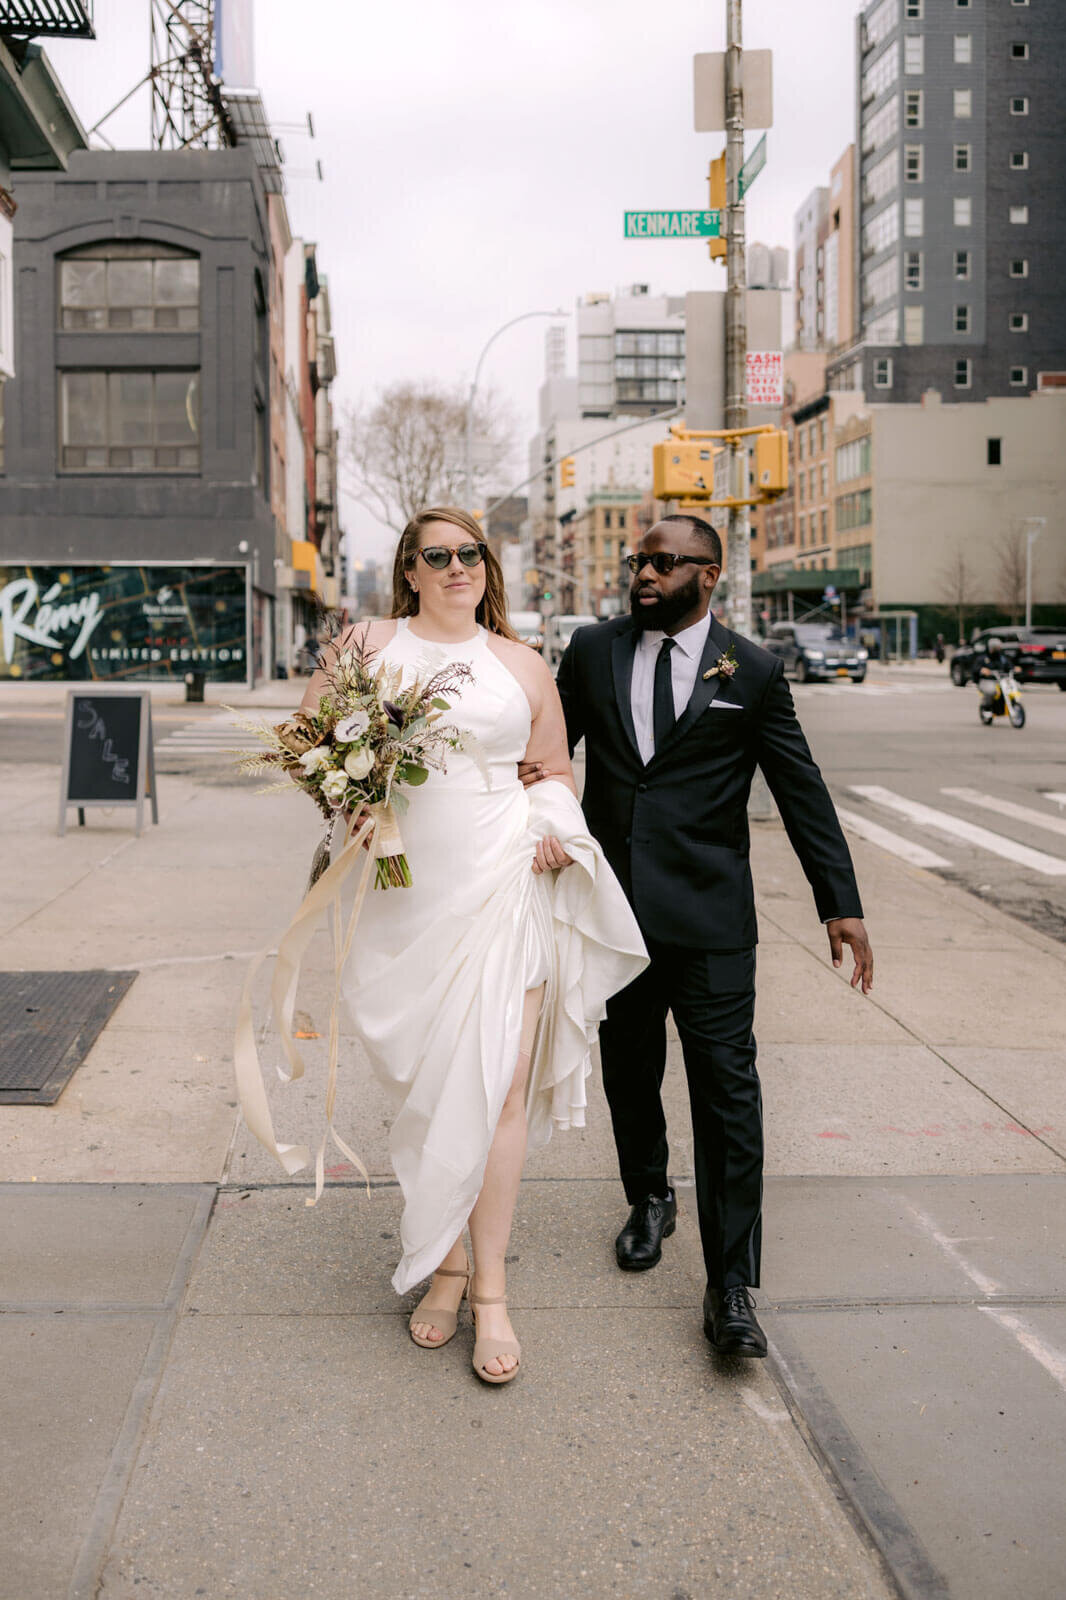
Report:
754,430,789,496
653,440,716,500
559,456,576,488
708,154,726,262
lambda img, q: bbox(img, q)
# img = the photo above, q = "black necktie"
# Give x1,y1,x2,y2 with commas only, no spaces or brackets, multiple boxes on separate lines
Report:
652,638,676,753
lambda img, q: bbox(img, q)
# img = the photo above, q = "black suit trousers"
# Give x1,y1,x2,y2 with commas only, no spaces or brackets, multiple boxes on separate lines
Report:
598,943,762,1290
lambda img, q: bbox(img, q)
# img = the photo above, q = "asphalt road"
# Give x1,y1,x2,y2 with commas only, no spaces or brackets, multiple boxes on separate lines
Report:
4,666,1065,942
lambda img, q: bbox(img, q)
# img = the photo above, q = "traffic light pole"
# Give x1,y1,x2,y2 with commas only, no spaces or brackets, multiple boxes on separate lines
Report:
724,0,752,638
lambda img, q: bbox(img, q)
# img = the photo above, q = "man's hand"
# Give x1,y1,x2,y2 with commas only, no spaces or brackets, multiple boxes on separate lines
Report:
826,917,873,994
532,835,574,875
518,760,552,789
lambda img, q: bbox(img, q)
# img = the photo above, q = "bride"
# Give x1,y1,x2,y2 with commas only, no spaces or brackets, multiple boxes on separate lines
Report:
297,507,646,1384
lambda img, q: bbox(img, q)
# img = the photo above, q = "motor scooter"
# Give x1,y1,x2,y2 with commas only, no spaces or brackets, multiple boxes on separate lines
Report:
977,666,1025,728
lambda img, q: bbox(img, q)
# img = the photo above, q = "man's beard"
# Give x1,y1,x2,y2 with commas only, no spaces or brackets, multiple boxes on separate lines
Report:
629,572,703,631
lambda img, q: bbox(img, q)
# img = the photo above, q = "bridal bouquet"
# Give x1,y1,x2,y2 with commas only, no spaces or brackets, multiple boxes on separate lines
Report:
234,633,474,889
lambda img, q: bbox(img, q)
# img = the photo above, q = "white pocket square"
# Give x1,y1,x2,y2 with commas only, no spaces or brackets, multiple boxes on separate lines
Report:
707,700,743,711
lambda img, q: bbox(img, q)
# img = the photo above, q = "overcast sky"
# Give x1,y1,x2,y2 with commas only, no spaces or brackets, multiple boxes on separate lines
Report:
44,0,862,565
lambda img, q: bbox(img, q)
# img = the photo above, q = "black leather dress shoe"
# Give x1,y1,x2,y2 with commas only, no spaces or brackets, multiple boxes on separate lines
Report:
703,1285,768,1357
615,1190,676,1271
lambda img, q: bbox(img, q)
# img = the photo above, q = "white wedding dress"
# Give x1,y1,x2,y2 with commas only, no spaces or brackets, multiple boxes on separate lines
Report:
341,618,647,1293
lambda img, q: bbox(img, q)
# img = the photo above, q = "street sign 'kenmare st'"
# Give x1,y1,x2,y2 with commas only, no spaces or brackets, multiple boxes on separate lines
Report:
624,210,721,239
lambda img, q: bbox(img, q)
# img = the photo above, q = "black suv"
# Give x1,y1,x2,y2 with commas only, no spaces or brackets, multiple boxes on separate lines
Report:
764,623,868,684
949,627,1066,689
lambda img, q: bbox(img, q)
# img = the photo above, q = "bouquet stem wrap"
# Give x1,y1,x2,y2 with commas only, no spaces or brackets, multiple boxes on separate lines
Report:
234,810,382,1205
370,799,411,889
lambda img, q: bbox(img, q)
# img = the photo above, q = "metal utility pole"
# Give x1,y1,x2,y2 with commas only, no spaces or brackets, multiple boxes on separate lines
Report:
1024,518,1045,628
724,0,751,638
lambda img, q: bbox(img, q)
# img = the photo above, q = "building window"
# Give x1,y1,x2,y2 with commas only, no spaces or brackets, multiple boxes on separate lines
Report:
799,513,806,548
820,509,829,543
797,429,804,461
1010,258,1029,277
954,34,972,64
865,95,901,152
904,144,923,182
1010,97,1029,115
873,357,893,388
863,201,900,256
862,47,899,102
904,197,924,236
1011,41,1029,59
904,89,923,128
954,250,972,279
1010,205,1029,224
987,439,1002,467
905,0,922,14
954,143,971,172
58,242,200,331
798,471,805,504
836,435,872,482
865,148,898,204
1010,151,1029,169
821,462,829,498
618,511,627,529
904,35,924,74
603,510,612,528
1010,367,1028,386
1009,312,1029,332
819,416,827,453
954,358,972,388
953,196,972,226
953,89,973,118
903,305,924,344
864,0,900,50
905,251,923,289
58,370,201,471
836,489,873,531
954,305,971,333
955,0,970,7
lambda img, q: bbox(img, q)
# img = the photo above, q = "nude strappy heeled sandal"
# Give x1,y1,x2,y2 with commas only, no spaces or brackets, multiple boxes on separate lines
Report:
469,1282,522,1385
408,1262,471,1349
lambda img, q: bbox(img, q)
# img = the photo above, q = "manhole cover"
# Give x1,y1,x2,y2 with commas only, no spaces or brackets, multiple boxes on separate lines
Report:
0,971,138,1104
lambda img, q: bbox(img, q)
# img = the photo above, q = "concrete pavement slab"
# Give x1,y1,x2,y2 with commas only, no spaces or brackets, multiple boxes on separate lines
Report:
768,1303,1066,1600
3,1313,158,1600
760,1175,1066,1305
754,945,911,1045
0,1183,210,1306
936,1049,1066,1163
97,1307,895,1600
760,1044,1065,1176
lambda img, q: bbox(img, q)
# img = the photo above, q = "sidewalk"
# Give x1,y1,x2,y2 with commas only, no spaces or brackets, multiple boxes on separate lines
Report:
1,758,1063,1599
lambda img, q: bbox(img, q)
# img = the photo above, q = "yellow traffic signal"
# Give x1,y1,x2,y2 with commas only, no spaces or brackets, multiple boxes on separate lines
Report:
559,456,576,489
708,153,726,263
653,440,717,500
754,430,789,497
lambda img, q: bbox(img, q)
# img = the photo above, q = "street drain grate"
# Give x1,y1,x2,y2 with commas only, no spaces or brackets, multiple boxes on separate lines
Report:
0,971,138,1104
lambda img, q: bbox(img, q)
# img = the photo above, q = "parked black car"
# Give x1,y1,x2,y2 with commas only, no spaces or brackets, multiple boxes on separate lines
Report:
764,623,868,683
949,627,1066,689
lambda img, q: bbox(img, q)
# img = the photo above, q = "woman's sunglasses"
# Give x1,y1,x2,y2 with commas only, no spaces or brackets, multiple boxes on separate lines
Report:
417,542,487,571
625,552,717,576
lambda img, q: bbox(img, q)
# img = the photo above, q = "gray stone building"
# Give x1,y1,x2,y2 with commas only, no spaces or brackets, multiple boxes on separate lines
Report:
829,0,1065,404
0,146,279,684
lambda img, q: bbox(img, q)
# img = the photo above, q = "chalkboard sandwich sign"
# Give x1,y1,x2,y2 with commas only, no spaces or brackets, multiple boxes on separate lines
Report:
58,690,158,836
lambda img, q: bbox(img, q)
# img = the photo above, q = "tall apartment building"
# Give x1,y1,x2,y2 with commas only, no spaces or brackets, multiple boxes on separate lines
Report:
577,285,686,419
793,148,858,354
829,0,1065,402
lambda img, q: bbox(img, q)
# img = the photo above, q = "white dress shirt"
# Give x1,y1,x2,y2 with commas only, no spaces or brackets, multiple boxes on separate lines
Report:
630,611,713,764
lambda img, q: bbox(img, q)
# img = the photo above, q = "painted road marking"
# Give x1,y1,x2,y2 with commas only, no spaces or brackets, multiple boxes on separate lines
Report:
941,786,1066,840
850,785,1066,877
980,1308,1066,1394
835,805,953,870
897,1196,1004,1297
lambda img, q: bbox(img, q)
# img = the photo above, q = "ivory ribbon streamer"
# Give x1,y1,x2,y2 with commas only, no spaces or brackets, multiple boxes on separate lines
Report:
234,808,382,1206
370,799,405,858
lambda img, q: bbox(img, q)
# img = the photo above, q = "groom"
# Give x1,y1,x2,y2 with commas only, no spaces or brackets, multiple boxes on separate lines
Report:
540,514,872,1357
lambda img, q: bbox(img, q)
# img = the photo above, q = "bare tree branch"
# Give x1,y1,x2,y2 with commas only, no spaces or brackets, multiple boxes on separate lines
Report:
342,381,516,536
996,525,1028,624
937,543,974,644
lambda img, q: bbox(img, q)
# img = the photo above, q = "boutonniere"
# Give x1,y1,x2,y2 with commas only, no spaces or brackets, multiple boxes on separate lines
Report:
703,645,739,681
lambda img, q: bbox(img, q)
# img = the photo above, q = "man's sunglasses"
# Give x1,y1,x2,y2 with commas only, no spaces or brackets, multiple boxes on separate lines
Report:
626,552,717,576
417,542,487,571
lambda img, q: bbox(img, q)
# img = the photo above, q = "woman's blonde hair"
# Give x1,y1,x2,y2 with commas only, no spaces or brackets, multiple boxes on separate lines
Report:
390,507,517,640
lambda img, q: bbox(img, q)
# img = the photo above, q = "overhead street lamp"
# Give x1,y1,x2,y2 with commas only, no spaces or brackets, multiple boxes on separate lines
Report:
464,309,567,510
1023,517,1045,629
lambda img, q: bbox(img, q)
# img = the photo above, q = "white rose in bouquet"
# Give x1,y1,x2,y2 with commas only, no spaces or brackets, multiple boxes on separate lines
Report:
299,746,331,774
343,745,374,780
320,770,350,805
335,709,370,743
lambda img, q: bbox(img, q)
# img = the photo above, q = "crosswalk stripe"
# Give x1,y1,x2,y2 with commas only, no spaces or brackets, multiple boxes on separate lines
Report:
835,806,953,870
850,785,1066,876
941,786,1066,840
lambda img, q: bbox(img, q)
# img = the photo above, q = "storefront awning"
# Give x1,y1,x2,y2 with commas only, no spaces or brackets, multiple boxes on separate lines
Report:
291,539,324,597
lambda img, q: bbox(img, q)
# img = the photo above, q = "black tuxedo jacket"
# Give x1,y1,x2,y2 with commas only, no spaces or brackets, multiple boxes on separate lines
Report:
556,613,863,950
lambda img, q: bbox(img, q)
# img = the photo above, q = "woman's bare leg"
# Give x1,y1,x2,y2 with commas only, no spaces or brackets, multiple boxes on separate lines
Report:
467,984,543,1376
